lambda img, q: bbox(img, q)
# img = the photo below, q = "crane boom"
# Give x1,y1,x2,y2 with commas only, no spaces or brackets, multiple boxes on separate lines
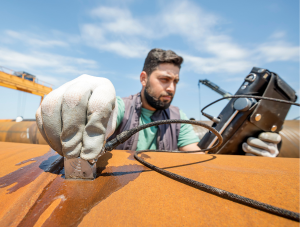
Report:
0,67,52,103
199,79,232,99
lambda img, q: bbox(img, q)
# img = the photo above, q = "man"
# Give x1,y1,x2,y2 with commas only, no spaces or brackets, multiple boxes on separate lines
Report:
36,48,281,161
108,48,200,152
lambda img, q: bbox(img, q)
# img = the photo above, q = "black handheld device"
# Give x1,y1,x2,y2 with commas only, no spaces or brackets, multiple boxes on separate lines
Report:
198,67,297,155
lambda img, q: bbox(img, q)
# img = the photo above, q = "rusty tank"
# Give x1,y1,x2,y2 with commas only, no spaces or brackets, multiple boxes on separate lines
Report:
0,121,47,145
0,141,298,226
278,120,300,157
0,119,299,226
1,120,298,157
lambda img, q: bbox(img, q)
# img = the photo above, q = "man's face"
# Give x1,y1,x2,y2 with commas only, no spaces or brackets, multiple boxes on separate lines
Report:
143,63,180,109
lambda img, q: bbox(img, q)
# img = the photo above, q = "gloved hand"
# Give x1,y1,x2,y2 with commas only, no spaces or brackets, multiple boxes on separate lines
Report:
36,74,118,160
242,132,281,157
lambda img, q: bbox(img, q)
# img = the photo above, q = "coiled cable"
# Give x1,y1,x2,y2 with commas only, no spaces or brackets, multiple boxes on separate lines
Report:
103,95,300,222
201,95,299,115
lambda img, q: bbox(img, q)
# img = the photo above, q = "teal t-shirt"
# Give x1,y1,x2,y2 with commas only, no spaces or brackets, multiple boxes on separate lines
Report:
116,96,200,150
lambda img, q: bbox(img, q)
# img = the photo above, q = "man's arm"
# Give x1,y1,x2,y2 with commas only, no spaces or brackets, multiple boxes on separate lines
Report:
115,96,125,130
177,110,201,151
179,142,204,153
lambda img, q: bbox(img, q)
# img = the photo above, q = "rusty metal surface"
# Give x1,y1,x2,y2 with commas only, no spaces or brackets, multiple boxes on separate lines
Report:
0,119,13,122
1,120,298,159
0,142,298,226
0,121,47,144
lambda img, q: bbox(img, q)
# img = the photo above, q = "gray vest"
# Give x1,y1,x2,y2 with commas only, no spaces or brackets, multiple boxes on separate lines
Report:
108,92,181,151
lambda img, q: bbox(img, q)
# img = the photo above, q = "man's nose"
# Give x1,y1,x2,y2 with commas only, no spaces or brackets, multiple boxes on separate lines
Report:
166,82,175,93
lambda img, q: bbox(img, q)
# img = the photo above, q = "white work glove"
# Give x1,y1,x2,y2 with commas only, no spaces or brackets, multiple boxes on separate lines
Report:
242,132,281,157
36,74,118,160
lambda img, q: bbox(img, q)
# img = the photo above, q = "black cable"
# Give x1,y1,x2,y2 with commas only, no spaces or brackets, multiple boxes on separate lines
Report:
134,150,300,222
103,97,300,222
105,120,223,153
201,95,300,116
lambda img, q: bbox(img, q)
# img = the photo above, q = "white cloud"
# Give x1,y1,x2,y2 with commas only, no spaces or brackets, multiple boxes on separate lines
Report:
126,75,140,80
0,48,99,85
157,1,218,39
270,31,286,39
91,7,130,20
203,35,248,59
183,54,252,74
2,1,296,80
80,6,152,58
36,74,64,87
256,41,299,62
90,7,148,36
0,48,97,71
81,23,148,58
82,1,299,74
4,30,68,48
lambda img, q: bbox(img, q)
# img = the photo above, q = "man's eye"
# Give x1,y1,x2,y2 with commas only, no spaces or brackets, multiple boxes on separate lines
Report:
160,78,168,82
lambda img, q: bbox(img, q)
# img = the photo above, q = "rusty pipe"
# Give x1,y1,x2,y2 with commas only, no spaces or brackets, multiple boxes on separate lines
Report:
0,120,298,157
278,120,300,158
0,121,47,145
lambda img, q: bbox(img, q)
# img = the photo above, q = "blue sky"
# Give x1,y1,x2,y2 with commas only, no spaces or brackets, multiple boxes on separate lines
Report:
0,0,299,120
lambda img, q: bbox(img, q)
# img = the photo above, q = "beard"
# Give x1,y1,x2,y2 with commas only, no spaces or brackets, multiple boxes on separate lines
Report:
144,82,174,110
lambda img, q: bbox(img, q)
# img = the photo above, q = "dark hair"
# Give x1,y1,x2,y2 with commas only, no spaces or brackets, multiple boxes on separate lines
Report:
142,48,183,76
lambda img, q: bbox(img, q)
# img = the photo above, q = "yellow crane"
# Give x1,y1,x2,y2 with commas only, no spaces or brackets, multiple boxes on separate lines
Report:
0,66,53,104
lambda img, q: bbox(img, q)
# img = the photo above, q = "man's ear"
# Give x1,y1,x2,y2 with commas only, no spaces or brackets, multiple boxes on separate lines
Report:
140,71,148,87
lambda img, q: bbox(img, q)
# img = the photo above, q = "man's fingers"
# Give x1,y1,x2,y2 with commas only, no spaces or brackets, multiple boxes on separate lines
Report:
105,100,118,140
41,84,71,153
258,132,281,144
36,105,54,152
242,143,275,157
247,137,280,155
81,79,116,160
244,136,279,158
60,79,92,158
247,137,271,151
40,75,85,155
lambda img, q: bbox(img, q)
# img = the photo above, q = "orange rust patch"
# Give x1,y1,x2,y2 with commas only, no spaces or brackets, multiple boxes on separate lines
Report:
18,164,145,227
81,152,299,227
0,148,58,193
0,142,51,177
34,198,62,227
0,142,298,226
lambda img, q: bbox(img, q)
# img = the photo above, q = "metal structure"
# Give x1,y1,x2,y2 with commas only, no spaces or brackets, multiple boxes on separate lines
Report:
0,121,47,145
0,141,298,226
199,79,232,99
0,120,298,157
278,120,300,157
0,66,53,103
